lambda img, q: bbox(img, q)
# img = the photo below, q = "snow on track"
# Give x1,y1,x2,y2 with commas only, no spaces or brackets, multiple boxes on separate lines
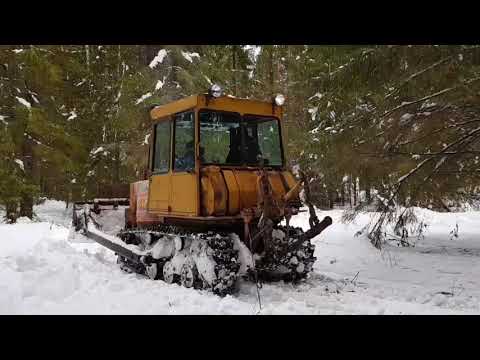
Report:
1,201,480,314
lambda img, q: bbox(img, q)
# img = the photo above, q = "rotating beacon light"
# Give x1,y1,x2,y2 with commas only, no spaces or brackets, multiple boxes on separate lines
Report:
272,93,285,114
209,84,223,98
274,94,285,106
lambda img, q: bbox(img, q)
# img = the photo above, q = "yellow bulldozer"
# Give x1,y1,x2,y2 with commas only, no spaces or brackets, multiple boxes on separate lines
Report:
72,85,332,296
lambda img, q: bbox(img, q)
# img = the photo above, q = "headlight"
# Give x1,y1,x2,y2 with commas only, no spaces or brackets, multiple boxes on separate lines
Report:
210,84,223,98
274,94,285,106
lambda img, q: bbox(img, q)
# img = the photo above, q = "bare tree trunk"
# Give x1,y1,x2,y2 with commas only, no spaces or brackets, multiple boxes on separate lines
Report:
85,45,90,68
364,170,371,203
283,46,291,141
113,143,121,184
5,202,17,223
348,177,352,208
232,45,237,96
113,45,124,185
117,45,122,77
353,176,357,207
269,46,275,94
19,138,34,219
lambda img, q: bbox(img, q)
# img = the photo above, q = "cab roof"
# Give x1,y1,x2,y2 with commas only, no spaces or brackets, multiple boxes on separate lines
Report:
150,94,282,122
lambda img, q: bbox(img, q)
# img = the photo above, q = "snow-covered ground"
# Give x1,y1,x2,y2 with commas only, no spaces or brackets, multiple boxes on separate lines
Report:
1,200,479,314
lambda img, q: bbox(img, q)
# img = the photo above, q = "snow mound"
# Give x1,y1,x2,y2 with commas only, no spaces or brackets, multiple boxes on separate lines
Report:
0,201,480,314
34,199,71,227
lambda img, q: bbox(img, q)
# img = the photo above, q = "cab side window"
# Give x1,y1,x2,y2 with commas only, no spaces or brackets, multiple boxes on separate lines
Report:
152,120,171,173
173,111,195,172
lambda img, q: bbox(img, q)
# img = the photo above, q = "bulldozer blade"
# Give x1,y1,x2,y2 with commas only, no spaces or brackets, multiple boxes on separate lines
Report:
72,203,146,265
85,225,143,264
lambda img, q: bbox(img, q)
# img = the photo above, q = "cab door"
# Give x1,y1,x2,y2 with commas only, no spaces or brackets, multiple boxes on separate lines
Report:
170,111,198,215
148,118,171,212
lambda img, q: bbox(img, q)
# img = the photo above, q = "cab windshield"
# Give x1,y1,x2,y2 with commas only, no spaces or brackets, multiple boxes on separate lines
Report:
199,110,283,167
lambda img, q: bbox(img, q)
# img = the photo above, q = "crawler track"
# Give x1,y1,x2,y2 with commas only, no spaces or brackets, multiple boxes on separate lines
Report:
117,228,240,296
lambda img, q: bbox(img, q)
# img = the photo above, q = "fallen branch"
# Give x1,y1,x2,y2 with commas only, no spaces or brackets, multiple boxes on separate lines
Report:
351,271,360,284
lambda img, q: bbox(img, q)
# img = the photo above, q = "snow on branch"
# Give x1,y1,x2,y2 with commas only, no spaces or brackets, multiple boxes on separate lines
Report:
385,56,455,99
382,77,480,119
396,126,480,184
14,159,24,171
149,49,169,69
181,51,200,63
155,76,167,91
135,92,152,105
16,97,31,109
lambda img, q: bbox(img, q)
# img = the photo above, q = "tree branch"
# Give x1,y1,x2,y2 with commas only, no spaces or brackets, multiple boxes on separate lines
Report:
381,76,480,119
398,119,480,146
385,56,454,99
385,46,480,100
386,126,480,201
359,151,480,157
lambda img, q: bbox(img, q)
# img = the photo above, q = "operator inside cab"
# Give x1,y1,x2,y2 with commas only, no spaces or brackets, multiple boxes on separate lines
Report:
175,140,195,171
175,140,206,171
226,128,241,164
199,110,282,168
226,127,263,165
244,127,262,164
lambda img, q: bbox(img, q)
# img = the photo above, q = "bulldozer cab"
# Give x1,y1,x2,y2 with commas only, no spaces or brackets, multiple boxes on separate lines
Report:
198,110,283,168
143,90,298,221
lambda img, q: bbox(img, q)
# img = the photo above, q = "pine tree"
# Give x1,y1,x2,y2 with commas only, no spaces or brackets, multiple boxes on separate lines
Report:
1,44,479,235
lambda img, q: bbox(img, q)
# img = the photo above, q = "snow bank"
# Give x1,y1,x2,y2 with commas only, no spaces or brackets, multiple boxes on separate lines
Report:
88,207,126,236
33,199,71,226
0,220,252,314
1,201,480,314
